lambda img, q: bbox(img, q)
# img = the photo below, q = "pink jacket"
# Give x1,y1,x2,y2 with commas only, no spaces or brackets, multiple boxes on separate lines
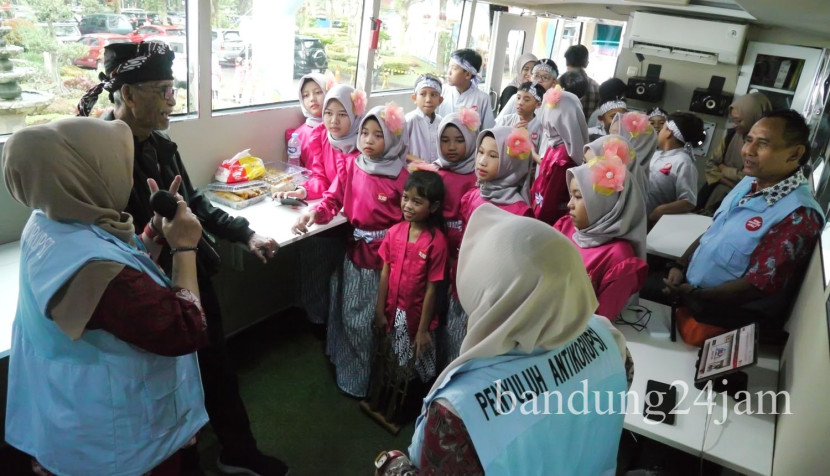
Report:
313,159,409,269
554,216,648,320
460,187,533,226
301,125,358,200
379,222,448,339
285,122,322,169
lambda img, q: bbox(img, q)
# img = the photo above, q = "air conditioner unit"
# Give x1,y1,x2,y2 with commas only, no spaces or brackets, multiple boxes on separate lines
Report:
627,12,747,65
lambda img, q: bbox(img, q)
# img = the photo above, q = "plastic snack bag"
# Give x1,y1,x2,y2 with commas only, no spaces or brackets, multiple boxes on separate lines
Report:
214,149,266,183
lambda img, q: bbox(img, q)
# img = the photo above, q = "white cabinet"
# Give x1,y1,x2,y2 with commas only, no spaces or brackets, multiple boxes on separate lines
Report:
736,41,823,115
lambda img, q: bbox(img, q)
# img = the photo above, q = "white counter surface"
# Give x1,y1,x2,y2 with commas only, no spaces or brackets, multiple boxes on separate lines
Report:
620,300,778,476
646,214,713,260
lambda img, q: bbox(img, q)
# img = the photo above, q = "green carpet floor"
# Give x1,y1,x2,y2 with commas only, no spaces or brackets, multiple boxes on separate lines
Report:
197,308,414,476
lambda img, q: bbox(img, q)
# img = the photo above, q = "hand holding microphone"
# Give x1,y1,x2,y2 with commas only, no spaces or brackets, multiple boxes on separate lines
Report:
150,190,219,267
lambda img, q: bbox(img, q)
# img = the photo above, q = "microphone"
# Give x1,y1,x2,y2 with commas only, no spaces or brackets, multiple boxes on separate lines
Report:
149,190,221,269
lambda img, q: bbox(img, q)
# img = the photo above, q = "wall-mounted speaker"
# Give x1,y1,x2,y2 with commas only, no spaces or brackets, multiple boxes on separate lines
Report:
689,88,733,116
627,77,666,102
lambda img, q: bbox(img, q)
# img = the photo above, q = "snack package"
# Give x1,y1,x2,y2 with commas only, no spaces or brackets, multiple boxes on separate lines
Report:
214,149,266,183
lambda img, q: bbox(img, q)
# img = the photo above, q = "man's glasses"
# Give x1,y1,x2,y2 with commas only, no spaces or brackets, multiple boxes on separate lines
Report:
134,84,177,100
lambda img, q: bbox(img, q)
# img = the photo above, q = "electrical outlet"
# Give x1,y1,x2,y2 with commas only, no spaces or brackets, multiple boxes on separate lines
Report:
626,66,638,77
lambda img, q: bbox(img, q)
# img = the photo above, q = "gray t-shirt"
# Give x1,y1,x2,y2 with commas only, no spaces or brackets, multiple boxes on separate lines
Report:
646,147,698,215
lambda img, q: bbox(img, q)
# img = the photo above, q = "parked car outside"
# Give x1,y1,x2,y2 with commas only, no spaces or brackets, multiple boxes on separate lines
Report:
144,36,188,88
38,22,82,44
73,33,131,70
294,35,328,78
121,8,149,29
212,29,245,66
128,25,185,43
168,12,186,26
78,14,133,35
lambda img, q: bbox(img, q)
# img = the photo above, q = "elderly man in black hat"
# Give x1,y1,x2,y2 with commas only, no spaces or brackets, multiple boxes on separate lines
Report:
79,41,287,476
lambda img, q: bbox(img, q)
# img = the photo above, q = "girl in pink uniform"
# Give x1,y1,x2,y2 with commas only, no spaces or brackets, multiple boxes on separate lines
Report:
286,84,366,200
432,109,479,367
293,102,409,398
460,126,533,222
554,135,648,320
434,109,479,265
284,72,328,169
280,84,366,326
443,126,532,364
531,85,589,225
375,171,448,388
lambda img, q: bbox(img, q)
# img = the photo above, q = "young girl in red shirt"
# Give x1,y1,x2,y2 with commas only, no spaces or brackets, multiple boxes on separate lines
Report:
375,171,448,389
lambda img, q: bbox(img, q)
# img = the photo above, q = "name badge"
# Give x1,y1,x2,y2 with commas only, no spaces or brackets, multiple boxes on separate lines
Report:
660,163,672,175
377,193,388,202
418,250,427,260
745,216,763,231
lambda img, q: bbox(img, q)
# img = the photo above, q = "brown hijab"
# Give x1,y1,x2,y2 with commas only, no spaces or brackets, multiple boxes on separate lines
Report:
2,117,136,338
730,92,772,134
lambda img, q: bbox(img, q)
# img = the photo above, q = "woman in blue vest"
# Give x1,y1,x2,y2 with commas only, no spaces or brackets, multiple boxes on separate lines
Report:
374,204,631,475
2,118,209,475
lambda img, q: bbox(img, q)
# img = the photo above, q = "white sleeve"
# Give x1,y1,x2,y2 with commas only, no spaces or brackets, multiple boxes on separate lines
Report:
480,94,496,129
496,94,517,121
437,85,454,117
674,155,699,205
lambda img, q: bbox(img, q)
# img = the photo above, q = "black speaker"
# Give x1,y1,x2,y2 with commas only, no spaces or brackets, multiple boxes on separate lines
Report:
626,77,665,102
689,88,733,116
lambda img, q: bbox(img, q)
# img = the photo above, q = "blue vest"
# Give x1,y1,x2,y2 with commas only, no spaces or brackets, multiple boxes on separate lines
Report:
409,317,626,476
5,211,208,476
687,177,824,288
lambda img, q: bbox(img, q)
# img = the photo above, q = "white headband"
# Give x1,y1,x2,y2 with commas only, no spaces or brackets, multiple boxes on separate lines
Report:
648,108,667,119
666,119,686,143
415,76,442,94
451,55,482,87
520,82,543,102
667,119,702,157
597,99,627,117
532,62,557,78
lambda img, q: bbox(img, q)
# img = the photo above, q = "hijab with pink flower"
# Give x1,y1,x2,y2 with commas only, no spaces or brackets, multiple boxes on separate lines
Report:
478,126,532,205
538,85,589,163
434,107,480,174
567,135,647,259
609,111,657,195
322,84,367,153
355,102,408,177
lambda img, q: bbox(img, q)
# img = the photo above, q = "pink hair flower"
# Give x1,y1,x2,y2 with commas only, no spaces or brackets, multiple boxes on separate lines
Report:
324,70,336,91
382,101,405,135
543,84,563,109
602,137,634,165
351,89,367,116
506,127,532,160
458,107,481,132
622,111,652,138
408,161,439,173
590,155,627,195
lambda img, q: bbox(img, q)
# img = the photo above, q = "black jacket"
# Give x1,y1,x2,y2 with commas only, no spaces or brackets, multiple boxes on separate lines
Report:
104,111,254,273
